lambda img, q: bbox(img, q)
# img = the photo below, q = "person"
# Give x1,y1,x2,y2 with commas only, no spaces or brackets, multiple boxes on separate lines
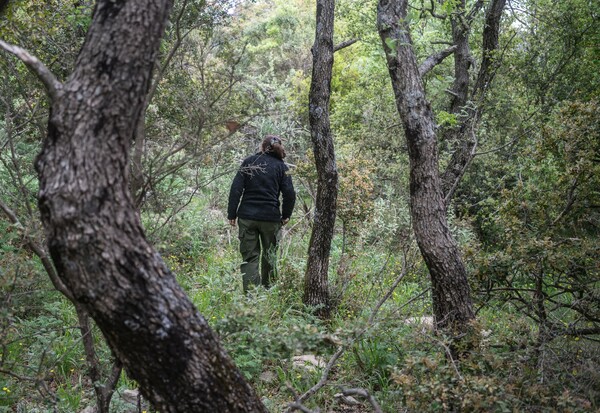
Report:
227,135,296,292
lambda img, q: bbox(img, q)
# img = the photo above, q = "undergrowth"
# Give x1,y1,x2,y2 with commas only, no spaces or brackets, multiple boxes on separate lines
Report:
1,195,598,413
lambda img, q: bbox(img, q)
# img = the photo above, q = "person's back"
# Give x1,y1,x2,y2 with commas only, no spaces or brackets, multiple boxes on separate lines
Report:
227,136,296,292
228,152,294,223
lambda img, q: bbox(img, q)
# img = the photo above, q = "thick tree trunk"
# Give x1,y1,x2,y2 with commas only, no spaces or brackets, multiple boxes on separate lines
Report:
34,1,267,411
303,0,338,318
377,0,475,332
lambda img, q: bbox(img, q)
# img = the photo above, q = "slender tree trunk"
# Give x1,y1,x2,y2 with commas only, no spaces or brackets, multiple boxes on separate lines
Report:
441,0,506,202
448,0,472,114
33,1,267,411
304,0,338,318
377,0,475,333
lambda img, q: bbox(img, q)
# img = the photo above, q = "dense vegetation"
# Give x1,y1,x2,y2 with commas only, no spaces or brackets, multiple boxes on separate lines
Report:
1,0,598,411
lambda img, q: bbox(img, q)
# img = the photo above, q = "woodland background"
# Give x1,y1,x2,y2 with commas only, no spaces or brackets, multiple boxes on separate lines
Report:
0,0,598,411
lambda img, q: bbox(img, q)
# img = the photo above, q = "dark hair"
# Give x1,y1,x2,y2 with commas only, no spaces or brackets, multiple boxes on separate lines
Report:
261,135,286,160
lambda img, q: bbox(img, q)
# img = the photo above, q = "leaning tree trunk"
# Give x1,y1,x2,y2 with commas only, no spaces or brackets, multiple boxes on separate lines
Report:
377,0,475,333
33,1,267,411
303,0,338,318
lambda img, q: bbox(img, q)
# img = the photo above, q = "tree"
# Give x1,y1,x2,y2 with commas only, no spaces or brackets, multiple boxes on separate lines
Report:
376,0,506,335
303,0,338,318
1,0,267,411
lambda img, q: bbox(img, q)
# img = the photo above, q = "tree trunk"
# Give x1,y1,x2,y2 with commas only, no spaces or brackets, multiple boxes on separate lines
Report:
303,0,338,318
441,0,506,202
377,0,475,333
34,1,267,411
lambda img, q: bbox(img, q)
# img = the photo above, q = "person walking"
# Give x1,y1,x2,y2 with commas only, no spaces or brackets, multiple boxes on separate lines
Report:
227,135,296,292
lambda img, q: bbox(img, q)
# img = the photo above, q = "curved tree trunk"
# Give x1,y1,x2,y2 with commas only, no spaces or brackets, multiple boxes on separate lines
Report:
377,0,475,333
303,0,338,318
34,1,267,411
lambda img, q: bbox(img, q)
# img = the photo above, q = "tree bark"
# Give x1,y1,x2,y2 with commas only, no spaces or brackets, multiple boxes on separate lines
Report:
441,0,506,202
303,0,338,318
33,1,267,411
377,0,475,332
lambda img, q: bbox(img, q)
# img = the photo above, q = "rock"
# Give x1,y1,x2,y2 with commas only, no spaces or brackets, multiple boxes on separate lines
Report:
292,355,326,372
79,407,96,413
403,316,434,333
259,370,277,383
121,389,140,405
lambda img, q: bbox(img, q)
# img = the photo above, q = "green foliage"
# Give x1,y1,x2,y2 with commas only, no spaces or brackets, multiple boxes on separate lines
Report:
2,0,600,411
471,100,599,338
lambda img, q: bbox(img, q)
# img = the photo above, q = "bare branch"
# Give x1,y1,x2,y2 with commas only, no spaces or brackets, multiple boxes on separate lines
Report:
287,402,319,413
419,45,457,77
0,40,61,101
429,336,463,381
341,388,383,413
334,38,359,52
428,0,447,19
0,199,73,301
466,0,485,23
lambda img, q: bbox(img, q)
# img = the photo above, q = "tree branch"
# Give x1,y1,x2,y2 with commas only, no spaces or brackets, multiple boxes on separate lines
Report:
551,175,580,226
0,199,73,301
341,388,383,413
0,40,61,101
334,38,359,52
419,45,457,77
428,0,447,19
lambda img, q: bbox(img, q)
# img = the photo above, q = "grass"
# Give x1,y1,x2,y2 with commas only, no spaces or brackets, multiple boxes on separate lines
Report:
0,193,598,412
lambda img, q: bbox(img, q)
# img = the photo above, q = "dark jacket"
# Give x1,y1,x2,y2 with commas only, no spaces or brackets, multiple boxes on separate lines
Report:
227,152,296,222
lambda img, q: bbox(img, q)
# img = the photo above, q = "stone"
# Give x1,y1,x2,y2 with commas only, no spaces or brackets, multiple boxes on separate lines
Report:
121,389,140,405
292,355,326,372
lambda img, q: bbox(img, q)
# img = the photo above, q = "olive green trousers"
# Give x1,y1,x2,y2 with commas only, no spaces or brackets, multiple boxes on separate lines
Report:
238,218,281,292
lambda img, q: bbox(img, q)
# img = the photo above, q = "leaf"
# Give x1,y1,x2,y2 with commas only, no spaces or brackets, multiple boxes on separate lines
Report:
384,37,397,51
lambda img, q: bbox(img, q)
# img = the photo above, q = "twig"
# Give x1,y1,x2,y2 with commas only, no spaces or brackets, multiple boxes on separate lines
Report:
0,40,61,101
342,388,383,413
0,199,73,301
429,336,464,381
287,402,320,413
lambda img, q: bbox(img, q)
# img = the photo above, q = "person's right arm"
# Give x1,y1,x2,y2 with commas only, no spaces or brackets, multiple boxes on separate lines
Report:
280,165,296,224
